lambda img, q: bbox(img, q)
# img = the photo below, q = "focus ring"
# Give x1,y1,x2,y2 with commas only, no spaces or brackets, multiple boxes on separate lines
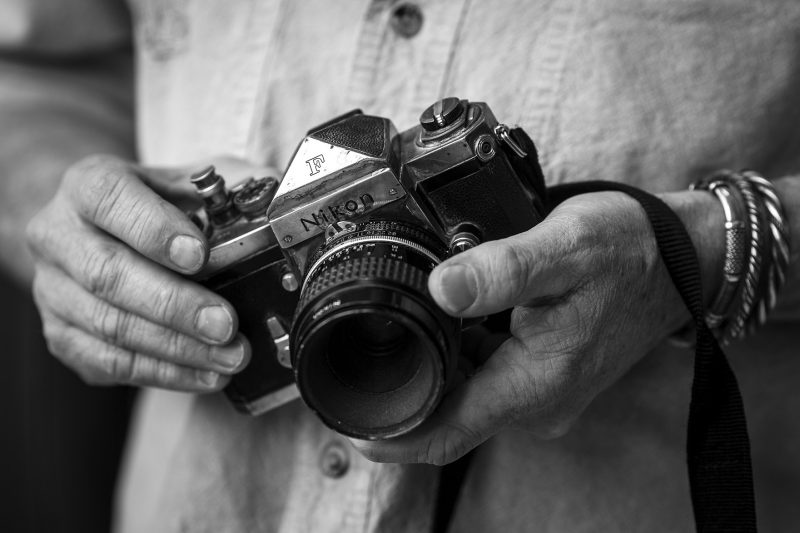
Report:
300,256,430,311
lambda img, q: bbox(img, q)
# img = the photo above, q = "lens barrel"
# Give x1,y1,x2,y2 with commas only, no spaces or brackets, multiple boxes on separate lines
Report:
291,221,459,440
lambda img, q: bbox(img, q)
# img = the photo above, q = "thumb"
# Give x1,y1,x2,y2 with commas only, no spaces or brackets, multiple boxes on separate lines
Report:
428,220,574,317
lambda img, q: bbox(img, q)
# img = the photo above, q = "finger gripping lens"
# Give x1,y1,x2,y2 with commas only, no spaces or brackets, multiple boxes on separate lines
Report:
291,221,460,440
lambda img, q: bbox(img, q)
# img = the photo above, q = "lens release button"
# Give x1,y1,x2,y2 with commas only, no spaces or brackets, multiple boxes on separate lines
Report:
319,440,350,478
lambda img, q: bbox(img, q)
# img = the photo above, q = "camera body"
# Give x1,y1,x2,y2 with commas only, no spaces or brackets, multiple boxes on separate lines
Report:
191,98,547,438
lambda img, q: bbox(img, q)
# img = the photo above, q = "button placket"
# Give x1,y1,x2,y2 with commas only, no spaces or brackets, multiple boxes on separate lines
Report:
345,0,470,118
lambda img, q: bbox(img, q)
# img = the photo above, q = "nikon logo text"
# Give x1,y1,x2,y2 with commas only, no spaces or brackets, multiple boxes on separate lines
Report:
306,154,325,176
300,193,374,232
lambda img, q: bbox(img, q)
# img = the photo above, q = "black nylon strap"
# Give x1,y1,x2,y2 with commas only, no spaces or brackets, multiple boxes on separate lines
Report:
548,181,757,532
431,178,757,532
432,451,474,533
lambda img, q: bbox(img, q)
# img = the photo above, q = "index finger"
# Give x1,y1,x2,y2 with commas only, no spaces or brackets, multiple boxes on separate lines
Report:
349,337,534,465
63,155,208,274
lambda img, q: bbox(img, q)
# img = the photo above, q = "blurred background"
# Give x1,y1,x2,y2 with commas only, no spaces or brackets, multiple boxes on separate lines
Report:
0,273,133,533
0,2,134,529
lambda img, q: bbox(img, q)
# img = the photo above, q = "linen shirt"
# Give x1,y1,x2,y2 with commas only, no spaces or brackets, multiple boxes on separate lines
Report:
6,1,800,531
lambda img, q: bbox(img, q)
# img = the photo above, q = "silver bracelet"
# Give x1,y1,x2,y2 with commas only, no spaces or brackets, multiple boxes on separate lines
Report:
723,177,765,342
690,172,750,336
705,181,748,329
690,169,791,343
739,171,791,335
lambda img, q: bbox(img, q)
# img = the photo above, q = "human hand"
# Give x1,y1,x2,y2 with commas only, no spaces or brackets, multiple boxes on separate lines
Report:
351,191,722,464
27,155,267,391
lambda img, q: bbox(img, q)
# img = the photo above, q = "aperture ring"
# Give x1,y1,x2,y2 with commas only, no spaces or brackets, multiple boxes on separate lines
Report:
299,255,431,312
304,234,441,290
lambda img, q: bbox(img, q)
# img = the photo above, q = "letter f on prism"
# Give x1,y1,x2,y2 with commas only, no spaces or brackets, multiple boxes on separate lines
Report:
306,154,325,176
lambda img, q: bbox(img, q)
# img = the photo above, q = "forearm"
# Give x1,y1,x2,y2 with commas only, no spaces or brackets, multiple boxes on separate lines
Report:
0,52,135,285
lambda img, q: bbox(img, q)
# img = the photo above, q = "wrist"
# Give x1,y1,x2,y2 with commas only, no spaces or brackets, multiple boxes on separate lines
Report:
657,189,726,308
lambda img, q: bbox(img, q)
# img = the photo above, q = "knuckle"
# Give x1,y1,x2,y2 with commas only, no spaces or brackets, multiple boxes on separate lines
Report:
502,373,540,426
31,271,47,309
152,358,180,385
42,324,68,359
498,342,539,407
123,355,180,387
561,212,595,253
92,301,127,346
73,156,131,226
83,243,126,298
69,156,173,256
150,282,184,325
491,241,531,301
25,205,68,259
124,199,171,255
25,214,48,250
163,329,191,360
108,349,136,383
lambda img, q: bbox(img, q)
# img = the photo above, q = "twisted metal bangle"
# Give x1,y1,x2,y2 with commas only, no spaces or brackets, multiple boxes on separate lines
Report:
740,170,791,334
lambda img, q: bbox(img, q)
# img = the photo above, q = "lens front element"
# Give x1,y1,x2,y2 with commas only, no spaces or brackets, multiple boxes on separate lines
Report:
327,314,421,394
291,221,459,440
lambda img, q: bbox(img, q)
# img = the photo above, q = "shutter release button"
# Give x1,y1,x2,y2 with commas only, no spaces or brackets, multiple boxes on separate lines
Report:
419,97,464,132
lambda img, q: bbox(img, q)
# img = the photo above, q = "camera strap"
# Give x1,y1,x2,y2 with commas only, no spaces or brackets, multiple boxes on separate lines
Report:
432,180,758,533
433,129,756,532
547,181,758,532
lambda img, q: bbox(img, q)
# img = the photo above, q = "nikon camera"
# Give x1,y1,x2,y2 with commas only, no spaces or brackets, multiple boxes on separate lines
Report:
189,98,547,440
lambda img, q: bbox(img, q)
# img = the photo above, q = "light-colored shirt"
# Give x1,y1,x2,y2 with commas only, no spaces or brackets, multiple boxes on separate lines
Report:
8,1,800,531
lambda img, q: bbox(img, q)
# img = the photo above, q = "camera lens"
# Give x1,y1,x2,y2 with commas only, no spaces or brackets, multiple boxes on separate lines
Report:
291,221,459,440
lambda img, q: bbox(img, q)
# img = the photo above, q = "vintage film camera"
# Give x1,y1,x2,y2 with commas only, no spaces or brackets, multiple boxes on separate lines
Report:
190,98,547,439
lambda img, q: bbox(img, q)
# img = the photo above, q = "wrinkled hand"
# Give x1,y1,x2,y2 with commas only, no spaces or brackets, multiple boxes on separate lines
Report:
27,154,265,391
352,191,698,465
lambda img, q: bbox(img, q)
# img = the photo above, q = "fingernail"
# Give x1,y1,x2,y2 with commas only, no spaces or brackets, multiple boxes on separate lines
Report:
198,370,221,387
197,306,233,343
169,235,204,272
437,264,478,313
210,340,245,371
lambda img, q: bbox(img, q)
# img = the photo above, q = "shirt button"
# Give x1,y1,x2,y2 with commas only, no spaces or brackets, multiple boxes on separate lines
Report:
319,440,350,479
390,3,424,38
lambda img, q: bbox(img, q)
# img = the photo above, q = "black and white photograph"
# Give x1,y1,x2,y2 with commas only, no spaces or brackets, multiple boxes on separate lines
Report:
1,1,799,532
